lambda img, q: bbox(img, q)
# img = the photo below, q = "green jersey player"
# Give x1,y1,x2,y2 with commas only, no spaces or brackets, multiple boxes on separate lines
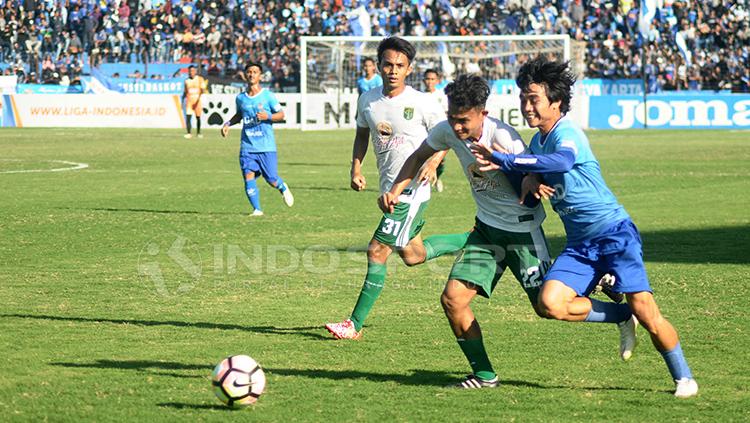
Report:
381,74,551,388
325,37,470,340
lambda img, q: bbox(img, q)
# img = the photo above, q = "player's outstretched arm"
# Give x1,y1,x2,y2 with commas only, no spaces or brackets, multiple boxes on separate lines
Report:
221,112,242,137
416,149,449,186
379,141,440,214
351,126,370,191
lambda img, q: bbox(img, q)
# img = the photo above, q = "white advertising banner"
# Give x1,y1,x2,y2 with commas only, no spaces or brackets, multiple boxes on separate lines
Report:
9,94,185,128
0,75,17,94
4,92,590,130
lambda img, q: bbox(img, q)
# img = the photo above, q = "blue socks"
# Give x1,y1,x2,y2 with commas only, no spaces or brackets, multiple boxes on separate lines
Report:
584,298,632,323
245,179,261,211
661,343,693,380
275,177,287,193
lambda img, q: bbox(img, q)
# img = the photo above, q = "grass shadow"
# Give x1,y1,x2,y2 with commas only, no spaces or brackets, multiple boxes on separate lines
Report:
157,402,230,410
265,368,665,393
1,313,330,341
65,207,247,216
640,225,750,264
51,359,207,379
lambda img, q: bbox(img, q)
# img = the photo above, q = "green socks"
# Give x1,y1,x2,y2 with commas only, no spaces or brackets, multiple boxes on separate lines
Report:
350,262,387,331
423,232,470,261
457,337,496,381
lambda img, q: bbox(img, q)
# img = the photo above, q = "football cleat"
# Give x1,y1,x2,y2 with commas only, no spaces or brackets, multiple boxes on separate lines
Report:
451,374,499,389
183,133,193,139
435,179,444,193
324,319,361,340
250,209,264,217
674,378,698,398
594,273,624,303
281,186,294,207
197,134,204,139
618,315,638,361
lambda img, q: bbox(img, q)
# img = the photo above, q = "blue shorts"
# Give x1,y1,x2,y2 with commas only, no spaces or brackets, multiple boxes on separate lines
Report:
239,152,279,184
545,219,652,296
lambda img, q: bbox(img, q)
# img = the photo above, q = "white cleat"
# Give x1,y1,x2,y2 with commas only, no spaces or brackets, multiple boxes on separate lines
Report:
435,178,444,193
250,209,264,216
618,315,638,361
197,134,204,139
674,378,698,398
282,187,294,207
183,133,192,139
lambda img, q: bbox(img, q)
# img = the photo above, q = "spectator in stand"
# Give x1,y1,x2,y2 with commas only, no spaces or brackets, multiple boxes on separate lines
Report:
2,0,748,92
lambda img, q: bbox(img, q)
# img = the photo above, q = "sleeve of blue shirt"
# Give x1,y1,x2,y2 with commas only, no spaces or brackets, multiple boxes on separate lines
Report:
267,91,282,114
490,148,576,174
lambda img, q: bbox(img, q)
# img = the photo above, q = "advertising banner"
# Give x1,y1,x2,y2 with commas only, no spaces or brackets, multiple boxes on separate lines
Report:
589,94,750,129
492,78,644,96
0,75,17,94
8,94,185,128
111,77,185,94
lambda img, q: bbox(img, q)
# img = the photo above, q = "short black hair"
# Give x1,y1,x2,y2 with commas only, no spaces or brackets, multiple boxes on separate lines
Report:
363,57,375,65
516,56,576,114
423,69,439,78
245,62,263,72
188,65,196,70
444,74,490,110
377,36,416,64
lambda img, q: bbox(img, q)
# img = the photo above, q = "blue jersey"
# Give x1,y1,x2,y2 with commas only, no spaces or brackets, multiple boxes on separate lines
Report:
236,89,282,153
528,118,629,244
357,74,383,95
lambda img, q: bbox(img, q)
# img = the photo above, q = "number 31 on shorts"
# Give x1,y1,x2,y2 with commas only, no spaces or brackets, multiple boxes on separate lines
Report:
380,218,402,235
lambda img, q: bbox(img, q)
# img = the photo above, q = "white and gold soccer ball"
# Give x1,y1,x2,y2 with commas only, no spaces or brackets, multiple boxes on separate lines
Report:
211,355,266,408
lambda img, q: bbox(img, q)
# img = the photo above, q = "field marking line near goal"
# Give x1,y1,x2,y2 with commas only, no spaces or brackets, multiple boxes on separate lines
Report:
0,159,89,174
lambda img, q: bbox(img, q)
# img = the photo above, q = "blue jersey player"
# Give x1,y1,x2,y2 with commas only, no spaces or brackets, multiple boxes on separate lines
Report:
356,57,383,95
471,57,698,398
221,62,294,216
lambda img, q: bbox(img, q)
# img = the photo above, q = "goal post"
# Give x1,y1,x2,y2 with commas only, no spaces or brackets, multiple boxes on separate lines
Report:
300,35,573,131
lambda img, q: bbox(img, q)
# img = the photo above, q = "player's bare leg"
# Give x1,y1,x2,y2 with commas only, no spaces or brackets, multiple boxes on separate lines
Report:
441,279,498,387
325,239,392,339
626,291,697,397
396,233,427,266
538,280,592,321
539,279,637,361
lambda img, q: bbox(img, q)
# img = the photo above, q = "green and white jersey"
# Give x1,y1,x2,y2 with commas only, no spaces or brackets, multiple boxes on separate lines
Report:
357,86,445,194
426,89,449,112
426,117,546,233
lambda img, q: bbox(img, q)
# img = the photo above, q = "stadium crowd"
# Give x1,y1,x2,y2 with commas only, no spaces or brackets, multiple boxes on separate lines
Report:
0,0,747,92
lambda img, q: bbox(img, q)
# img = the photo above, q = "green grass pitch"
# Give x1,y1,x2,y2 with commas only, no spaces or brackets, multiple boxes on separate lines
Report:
1,127,749,422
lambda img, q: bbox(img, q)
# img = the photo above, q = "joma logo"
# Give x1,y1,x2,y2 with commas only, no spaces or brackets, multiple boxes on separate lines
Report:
608,99,750,129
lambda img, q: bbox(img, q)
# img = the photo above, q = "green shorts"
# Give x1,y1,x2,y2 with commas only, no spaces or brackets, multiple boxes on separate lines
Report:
449,218,552,303
372,183,430,248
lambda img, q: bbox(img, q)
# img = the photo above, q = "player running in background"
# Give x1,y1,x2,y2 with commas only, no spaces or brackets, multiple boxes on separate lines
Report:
423,69,449,192
471,57,698,397
182,65,206,139
221,62,294,217
325,36,469,340
356,57,383,95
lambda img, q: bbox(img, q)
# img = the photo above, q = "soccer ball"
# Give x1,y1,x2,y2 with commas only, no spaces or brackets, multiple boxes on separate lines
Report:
211,355,266,408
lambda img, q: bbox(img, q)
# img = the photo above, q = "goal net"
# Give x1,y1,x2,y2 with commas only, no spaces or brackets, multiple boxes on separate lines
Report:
300,35,573,130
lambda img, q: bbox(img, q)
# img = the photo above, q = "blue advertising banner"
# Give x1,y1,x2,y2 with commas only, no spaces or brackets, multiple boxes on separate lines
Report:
16,84,83,94
491,79,644,96
589,94,750,129
111,77,186,94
